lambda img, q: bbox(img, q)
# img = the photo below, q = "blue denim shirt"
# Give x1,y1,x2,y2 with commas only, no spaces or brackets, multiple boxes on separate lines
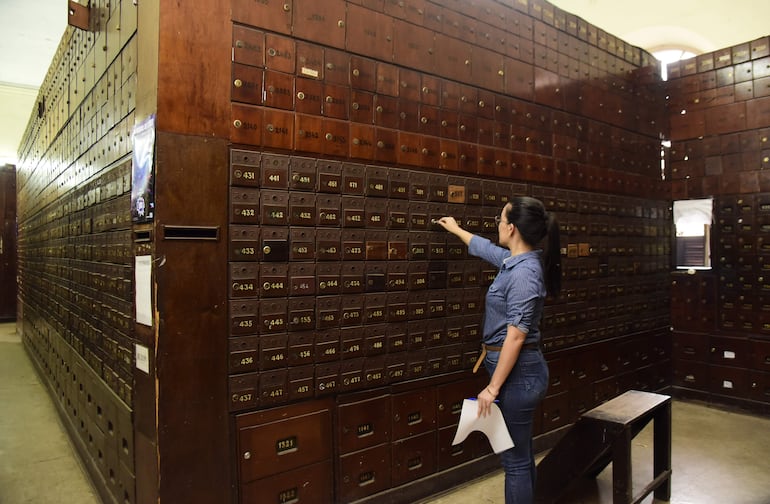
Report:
468,235,546,348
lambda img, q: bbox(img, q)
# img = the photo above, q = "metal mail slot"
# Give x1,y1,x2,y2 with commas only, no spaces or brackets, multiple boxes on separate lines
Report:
408,291,429,320
289,155,317,191
445,321,463,344
464,288,482,314
447,265,465,289
387,261,408,291
418,104,440,137
426,318,445,345
231,0,291,35
229,372,259,412
428,263,447,290
427,203,447,226
363,326,387,357
340,294,364,327
365,354,387,386
340,357,365,391
337,443,391,502
374,128,398,164
366,231,388,261
261,227,289,262
316,295,340,329
230,187,260,224
263,109,295,150
229,336,259,374
264,32,296,73
387,353,407,382
388,168,409,199
295,114,325,153
341,262,365,294
323,83,349,120
403,131,430,167
236,401,333,483
392,388,436,440
388,200,409,230
338,394,391,454
408,261,428,291
316,362,341,396
324,47,348,85
259,300,287,334
289,192,316,226
229,225,260,262
289,263,316,297
386,321,408,353
259,369,289,407
260,264,289,297
287,332,314,368
365,198,388,228
365,261,387,293
295,78,323,115
254,153,289,189
290,228,315,261
350,90,375,124
230,162,260,188
349,54,377,91
240,459,332,504
437,425,474,471
296,41,324,81
316,229,341,261
407,321,427,351
231,63,263,106
289,297,315,332
229,263,259,299
315,329,340,362
342,195,365,227
261,190,289,226
316,263,341,296
341,229,366,260
364,293,387,325
445,291,464,315
323,118,350,157
408,172,429,201
350,123,377,160
287,365,315,402
230,299,259,336
385,288,410,320
365,165,389,198
444,345,464,372
260,334,288,371
409,204,429,230
317,159,342,193
342,162,366,195
262,70,295,111
232,25,265,68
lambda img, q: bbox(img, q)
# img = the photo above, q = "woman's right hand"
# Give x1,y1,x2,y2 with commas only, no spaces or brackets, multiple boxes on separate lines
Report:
436,216,460,233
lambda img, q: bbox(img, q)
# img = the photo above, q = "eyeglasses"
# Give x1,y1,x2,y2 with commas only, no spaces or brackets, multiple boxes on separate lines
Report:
494,215,507,225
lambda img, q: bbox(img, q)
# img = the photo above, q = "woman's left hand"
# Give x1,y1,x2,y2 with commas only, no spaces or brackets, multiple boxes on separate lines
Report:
476,386,498,417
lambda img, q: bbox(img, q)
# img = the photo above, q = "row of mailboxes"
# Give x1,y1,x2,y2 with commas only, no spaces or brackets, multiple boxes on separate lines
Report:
235,377,491,502
22,316,137,503
673,332,770,402
228,293,482,337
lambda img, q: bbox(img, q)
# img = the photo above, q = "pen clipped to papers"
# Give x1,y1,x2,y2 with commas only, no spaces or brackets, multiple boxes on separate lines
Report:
451,399,514,454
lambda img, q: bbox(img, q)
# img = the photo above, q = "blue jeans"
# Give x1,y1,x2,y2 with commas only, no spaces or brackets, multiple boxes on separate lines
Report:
485,348,549,504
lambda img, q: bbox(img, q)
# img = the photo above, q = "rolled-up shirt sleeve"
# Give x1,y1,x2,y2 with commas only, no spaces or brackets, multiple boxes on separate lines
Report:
505,264,541,334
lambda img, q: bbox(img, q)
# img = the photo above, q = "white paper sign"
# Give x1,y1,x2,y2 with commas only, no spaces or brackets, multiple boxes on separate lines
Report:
135,344,150,374
135,255,153,326
452,399,514,454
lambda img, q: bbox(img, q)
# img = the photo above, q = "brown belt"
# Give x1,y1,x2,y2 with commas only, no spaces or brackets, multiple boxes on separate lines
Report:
472,342,540,374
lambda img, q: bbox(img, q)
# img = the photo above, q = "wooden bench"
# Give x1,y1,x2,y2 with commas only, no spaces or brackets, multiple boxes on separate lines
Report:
536,390,672,504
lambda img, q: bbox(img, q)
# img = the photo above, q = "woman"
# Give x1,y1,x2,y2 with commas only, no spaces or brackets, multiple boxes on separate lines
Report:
436,196,561,504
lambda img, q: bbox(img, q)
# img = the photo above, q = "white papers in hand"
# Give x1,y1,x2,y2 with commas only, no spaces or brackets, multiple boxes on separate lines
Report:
451,399,514,454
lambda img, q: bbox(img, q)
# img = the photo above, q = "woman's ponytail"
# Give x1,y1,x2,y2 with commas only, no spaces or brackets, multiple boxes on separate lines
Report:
543,212,561,297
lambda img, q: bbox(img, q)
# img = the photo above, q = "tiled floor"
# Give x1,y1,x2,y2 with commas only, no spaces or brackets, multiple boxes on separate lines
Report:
2,320,770,504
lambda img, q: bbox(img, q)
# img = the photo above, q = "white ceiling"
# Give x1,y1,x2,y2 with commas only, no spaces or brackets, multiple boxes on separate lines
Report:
1,0,769,166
